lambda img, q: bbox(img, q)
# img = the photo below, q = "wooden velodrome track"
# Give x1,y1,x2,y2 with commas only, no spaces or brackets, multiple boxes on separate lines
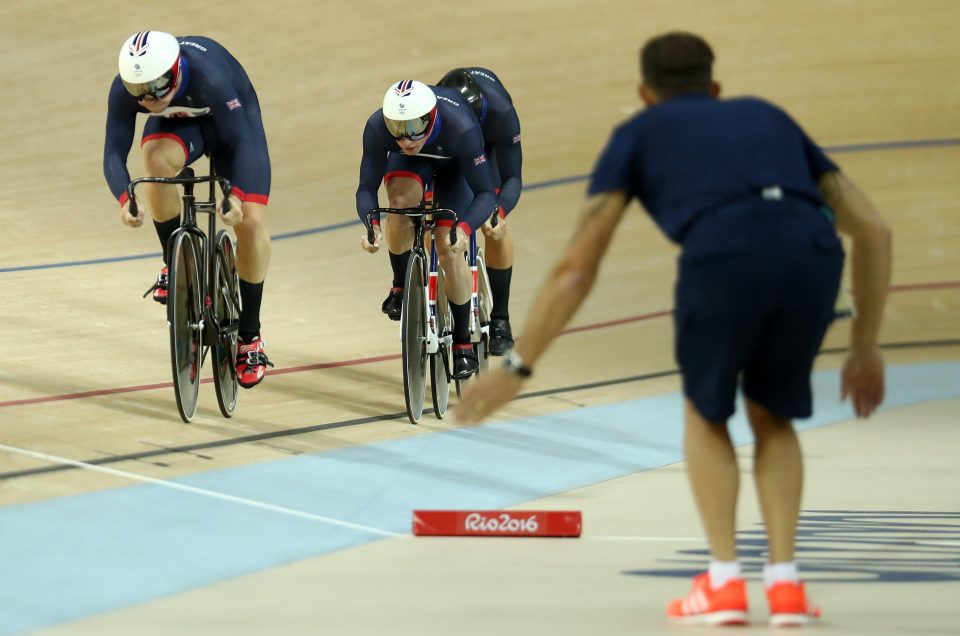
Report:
1,1,958,634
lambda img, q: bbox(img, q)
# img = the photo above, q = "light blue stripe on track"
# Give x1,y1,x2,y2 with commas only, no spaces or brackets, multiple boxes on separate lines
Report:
0,362,957,634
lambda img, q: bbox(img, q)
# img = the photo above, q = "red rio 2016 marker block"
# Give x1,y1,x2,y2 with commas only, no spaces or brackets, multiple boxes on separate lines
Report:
412,510,582,537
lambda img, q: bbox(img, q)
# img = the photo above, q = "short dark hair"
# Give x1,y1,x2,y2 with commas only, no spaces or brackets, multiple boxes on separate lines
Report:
640,32,714,97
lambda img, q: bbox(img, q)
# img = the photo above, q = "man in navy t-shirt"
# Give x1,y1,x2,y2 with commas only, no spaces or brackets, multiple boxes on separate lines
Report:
455,32,891,627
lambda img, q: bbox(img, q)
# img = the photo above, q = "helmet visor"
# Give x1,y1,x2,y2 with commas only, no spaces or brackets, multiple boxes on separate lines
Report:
122,67,176,100
384,111,433,140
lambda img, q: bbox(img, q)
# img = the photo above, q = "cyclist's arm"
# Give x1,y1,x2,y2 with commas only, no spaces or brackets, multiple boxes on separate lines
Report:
457,127,498,233
207,84,267,204
103,78,138,205
356,120,388,225
490,125,522,216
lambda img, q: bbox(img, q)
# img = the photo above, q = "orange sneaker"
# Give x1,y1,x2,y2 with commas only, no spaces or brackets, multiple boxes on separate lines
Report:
666,573,748,626
236,337,274,388
767,581,821,627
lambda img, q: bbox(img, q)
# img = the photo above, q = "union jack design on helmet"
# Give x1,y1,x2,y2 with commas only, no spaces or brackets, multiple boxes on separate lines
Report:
382,80,438,141
118,31,182,100
394,80,415,97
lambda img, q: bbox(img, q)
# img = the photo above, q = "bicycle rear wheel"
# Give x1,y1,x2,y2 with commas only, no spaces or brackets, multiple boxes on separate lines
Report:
212,230,240,418
430,264,451,419
475,248,493,374
401,253,427,424
167,232,203,423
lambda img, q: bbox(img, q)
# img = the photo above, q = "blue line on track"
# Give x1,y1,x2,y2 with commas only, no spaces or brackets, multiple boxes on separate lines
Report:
4,137,958,274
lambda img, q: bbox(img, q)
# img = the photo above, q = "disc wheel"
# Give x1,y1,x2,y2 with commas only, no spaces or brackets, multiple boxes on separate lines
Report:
430,265,451,419
401,253,427,424
212,230,240,418
167,232,203,423
475,248,493,374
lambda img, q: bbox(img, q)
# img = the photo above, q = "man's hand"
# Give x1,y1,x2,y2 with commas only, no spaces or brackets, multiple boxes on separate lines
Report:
841,344,885,418
361,224,382,253
120,199,144,227
454,366,525,425
218,195,244,226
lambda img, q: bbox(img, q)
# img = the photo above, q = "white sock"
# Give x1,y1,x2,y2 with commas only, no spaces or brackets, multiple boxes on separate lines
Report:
708,560,742,588
764,562,799,589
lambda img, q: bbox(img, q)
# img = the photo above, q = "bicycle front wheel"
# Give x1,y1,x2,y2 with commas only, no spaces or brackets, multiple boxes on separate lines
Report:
401,253,427,424
167,232,203,423
430,264,451,419
212,230,240,418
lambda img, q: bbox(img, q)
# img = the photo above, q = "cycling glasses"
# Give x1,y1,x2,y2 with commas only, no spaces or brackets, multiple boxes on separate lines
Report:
122,68,177,101
384,111,434,141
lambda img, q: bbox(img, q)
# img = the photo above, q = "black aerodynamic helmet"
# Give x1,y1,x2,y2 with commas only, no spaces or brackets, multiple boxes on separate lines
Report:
437,68,483,119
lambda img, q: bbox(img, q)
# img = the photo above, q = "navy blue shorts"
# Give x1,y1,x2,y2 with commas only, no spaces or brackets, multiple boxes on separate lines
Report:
141,88,271,204
674,197,844,421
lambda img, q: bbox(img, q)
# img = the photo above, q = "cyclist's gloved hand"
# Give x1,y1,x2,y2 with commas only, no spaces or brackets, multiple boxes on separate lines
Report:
482,208,507,241
120,197,144,228
449,223,470,257
218,195,244,227
361,222,382,254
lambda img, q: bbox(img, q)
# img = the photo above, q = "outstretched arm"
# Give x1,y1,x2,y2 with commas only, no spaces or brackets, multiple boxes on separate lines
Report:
819,170,892,417
455,191,630,423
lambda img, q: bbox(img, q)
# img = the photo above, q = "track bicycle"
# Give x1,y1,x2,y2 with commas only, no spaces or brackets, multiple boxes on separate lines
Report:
367,205,457,425
128,164,241,423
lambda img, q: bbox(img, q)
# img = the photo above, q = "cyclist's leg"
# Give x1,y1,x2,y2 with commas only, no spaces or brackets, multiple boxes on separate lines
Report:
482,163,516,354
381,156,431,319
433,171,476,378
141,118,204,302
208,108,274,387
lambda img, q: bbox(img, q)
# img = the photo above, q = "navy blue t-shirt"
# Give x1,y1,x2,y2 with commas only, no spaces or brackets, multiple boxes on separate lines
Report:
588,94,837,242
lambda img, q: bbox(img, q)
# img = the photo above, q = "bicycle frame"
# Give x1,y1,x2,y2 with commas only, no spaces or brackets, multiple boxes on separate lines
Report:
367,207,456,357
129,168,237,350
127,165,240,421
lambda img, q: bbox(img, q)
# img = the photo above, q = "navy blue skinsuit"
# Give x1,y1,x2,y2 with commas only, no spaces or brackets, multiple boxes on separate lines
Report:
355,86,497,235
103,35,271,206
462,67,522,216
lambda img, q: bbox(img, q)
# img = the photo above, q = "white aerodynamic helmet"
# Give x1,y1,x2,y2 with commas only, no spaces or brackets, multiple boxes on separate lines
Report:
382,80,438,140
118,31,182,100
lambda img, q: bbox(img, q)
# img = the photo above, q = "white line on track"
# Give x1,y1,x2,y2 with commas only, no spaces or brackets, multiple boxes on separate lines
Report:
0,443,400,538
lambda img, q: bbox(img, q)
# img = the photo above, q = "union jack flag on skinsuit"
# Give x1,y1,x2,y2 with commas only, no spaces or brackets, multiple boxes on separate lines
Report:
226,98,242,110
473,154,487,166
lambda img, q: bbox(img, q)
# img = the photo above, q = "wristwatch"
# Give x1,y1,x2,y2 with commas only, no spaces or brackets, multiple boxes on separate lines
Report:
502,349,533,378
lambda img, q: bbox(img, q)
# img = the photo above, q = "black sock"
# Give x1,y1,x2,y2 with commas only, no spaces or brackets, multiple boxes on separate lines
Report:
388,250,411,289
450,299,471,344
450,300,472,344
487,266,513,320
154,217,181,264
238,279,263,342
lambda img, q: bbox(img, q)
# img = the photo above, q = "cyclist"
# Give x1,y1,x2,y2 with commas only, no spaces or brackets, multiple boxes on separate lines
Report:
437,68,522,355
103,31,273,388
356,80,498,379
